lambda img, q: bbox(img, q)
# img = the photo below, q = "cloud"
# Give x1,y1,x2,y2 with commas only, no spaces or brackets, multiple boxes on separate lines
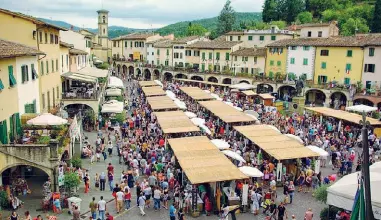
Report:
0,0,263,29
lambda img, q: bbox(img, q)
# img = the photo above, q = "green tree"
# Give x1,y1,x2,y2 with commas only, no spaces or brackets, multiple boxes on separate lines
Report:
64,171,81,195
276,0,288,21
286,0,305,23
322,9,341,22
262,0,278,22
309,0,337,18
297,11,313,24
372,0,381,32
217,0,236,35
313,184,331,203
341,18,369,36
186,24,207,36
270,20,287,29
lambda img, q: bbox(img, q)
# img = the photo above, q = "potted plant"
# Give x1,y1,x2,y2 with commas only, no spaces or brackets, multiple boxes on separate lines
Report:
64,171,81,196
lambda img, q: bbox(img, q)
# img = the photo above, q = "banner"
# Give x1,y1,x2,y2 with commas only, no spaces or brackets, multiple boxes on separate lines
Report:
242,184,249,205
276,162,282,181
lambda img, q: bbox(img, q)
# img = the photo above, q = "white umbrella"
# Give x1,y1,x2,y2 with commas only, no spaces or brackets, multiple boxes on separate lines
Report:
200,124,211,135
154,80,163,88
233,106,243,112
229,83,255,90
101,100,124,113
211,93,222,101
224,101,234,107
370,161,381,173
346,104,377,113
245,114,258,120
191,117,205,126
244,110,259,118
239,166,264,178
222,150,246,163
285,134,304,144
211,139,230,150
268,125,281,133
306,145,329,157
184,111,197,119
203,90,211,93
166,90,177,100
174,99,187,110
27,113,68,126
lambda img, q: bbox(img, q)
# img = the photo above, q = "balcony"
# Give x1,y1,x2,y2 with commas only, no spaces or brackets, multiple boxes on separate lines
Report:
305,81,352,91
62,87,101,101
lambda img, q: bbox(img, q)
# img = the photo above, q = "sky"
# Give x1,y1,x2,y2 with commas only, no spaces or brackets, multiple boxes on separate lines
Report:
0,0,263,29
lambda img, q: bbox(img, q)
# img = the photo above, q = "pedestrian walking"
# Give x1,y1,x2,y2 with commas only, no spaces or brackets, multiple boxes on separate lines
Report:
97,196,107,220
304,208,314,220
276,202,288,220
138,193,146,216
84,173,90,193
100,172,106,191
169,204,176,220
108,172,114,191
89,197,97,220
124,188,131,210
116,188,124,214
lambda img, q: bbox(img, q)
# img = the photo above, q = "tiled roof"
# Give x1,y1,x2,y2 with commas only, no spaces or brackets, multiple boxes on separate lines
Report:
213,35,227,42
172,36,200,44
111,33,155,41
226,31,244,35
266,36,376,47
187,41,242,49
230,48,266,57
69,48,88,55
153,40,173,48
0,38,45,58
60,41,74,48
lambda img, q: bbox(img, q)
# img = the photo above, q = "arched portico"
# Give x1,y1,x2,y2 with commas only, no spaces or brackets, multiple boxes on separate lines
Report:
144,69,151,81
278,85,296,101
208,76,218,83
222,78,232,84
330,91,348,109
163,72,173,82
191,75,203,81
305,89,326,106
257,83,274,94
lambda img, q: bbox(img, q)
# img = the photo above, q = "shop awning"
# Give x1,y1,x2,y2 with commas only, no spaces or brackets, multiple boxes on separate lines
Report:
198,100,255,124
180,86,216,101
154,111,199,134
234,125,319,160
76,67,108,78
62,72,98,83
108,76,124,88
305,107,381,126
168,136,248,184
241,90,257,96
174,78,230,87
138,80,159,87
142,86,166,97
257,94,275,99
147,96,179,111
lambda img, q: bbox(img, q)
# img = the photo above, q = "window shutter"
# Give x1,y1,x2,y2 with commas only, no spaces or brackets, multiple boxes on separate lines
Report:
21,66,25,83
364,64,368,72
9,116,14,142
0,120,8,144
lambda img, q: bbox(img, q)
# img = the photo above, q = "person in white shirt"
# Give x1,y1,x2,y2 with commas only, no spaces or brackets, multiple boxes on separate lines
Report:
251,190,262,215
116,190,124,213
138,194,146,216
97,196,106,220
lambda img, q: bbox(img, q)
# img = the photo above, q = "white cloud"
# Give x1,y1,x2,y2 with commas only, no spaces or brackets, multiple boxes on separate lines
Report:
0,0,264,29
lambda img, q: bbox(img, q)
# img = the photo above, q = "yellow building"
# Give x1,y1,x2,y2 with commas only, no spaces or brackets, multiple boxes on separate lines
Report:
265,46,288,78
0,39,44,144
230,48,266,75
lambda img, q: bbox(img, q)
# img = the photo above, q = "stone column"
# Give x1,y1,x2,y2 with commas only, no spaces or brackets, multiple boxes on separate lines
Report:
49,139,59,159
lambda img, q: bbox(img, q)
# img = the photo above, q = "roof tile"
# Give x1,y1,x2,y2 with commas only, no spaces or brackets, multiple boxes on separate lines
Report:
0,38,45,58
230,47,266,57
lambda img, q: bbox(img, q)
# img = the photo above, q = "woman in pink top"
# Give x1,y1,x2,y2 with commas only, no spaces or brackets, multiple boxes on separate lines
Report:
304,208,313,220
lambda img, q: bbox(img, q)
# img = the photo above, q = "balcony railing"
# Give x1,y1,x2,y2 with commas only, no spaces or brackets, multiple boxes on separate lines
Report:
62,88,102,101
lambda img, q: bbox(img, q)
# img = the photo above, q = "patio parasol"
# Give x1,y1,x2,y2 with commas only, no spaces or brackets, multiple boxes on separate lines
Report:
222,150,246,163
239,166,264,177
27,113,68,126
211,139,230,150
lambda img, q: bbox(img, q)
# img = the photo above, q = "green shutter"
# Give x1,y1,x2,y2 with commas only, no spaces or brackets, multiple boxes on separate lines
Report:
290,58,295,64
346,63,352,71
202,52,205,60
8,65,16,86
321,62,326,69
226,53,230,61
269,72,274,78
157,49,160,55
46,61,49,73
209,52,212,60
277,61,281,66
0,120,8,144
15,113,22,137
248,36,253,41
216,52,220,60
347,50,353,57
166,49,169,55
41,61,44,75
260,36,264,41
270,60,274,66
0,79,4,90
21,66,26,83
303,58,308,65
318,75,321,84
9,115,14,142
344,78,350,85
369,48,375,56
201,63,205,71
271,36,276,40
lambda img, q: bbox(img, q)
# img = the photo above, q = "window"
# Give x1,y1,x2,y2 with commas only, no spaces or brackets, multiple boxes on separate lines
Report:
42,93,45,110
8,65,16,87
156,59,160,65
303,46,310,51
226,52,230,61
321,62,327,69
201,63,205,71
364,64,376,73
208,52,212,60
230,36,233,41
291,46,297,50
369,48,375,57
56,59,58,71
21,65,29,83
130,42,132,47
202,52,205,60
320,50,329,56
303,58,308,65
174,53,179,59
165,60,169,66
277,61,281,66
308,31,312,37
248,36,253,41
238,36,241,41
56,86,59,99
55,35,58,44
24,101,36,113
259,36,264,41
185,50,192,56
166,49,170,56
113,41,116,47
344,78,350,85
180,53,183,59
271,36,276,41
52,60,54,72
31,64,37,80
270,60,274,66
346,63,352,71
194,51,200,56
269,72,274,78
39,32,42,43
317,75,328,84
290,57,295,64
41,61,44,75
46,60,49,74
254,57,257,64
44,32,48,44
157,49,160,55
50,34,53,44
216,52,220,60
234,56,237,61
347,50,353,57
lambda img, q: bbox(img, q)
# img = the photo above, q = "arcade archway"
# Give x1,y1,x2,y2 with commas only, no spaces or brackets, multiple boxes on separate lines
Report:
144,69,151,81
191,75,203,81
278,85,296,102
208,76,218,83
222,78,232,84
257,83,274,94
330,92,347,109
163,72,173,82
305,89,326,106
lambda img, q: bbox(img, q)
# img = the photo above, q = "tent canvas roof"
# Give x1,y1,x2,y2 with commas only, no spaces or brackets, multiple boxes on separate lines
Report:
241,90,257,96
198,100,255,123
61,72,98,83
147,96,179,111
154,111,200,134
108,76,124,88
168,136,248,184
142,86,166,97
139,81,160,87
305,107,381,126
234,125,319,160
257,94,275,99
174,78,230,87
180,87,216,101
76,66,108,78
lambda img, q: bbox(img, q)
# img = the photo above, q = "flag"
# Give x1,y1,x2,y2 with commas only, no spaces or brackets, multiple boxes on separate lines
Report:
350,179,366,220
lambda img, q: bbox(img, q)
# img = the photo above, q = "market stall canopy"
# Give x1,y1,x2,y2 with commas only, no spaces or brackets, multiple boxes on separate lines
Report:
61,72,98,83
168,136,247,184
174,78,229,87
257,94,275,100
285,134,304,144
239,166,264,178
142,86,166,97
75,66,108,78
222,150,246,163
241,90,257,96
211,139,230,150
327,169,381,219
101,100,124,113
229,83,255,90
306,145,329,157
154,80,163,87
108,76,124,88
146,96,179,111
27,113,68,126
139,81,159,87
199,100,255,124
180,87,216,101
105,88,122,97
346,104,378,113
166,90,177,100
154,111,200,134
234,125,319,160
305,107,381,126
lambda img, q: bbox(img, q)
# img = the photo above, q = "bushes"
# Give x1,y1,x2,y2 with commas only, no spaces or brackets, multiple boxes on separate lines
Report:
37,136,51,144
313,183,332,203
64,171,81,196
320,206,341,220
97,63,109,70
0,191,8,209
69,156,82,168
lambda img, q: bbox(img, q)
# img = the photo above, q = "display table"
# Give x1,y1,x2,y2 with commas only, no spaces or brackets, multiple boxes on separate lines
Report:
223,187,240,206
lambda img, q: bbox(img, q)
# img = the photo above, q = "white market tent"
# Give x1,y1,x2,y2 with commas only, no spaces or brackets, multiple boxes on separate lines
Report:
191,117,206,126
108,76,124,88
199,124,212,135
27,113,68,126
166,90,177,100
222,150,246,163
306,145,329,157
211,139,230,150
173,99,187,110
239,166,264,178
327,166,381,220
101,100,124,113
154,80,164,87
184,111,197,119
244,110,259,118
346,104,378,113
285,134,304,144
229,83,255,90
105,88,122,97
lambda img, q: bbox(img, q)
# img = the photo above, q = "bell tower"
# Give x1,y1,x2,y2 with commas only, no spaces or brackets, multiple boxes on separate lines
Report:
97,9,109,47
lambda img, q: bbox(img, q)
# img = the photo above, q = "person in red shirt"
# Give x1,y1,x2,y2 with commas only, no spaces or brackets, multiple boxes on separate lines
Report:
107,163,114,174
105,212,114,220
159,138,165,147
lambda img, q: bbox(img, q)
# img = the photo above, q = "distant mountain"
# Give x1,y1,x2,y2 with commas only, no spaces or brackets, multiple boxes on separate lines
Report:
157,12,262,37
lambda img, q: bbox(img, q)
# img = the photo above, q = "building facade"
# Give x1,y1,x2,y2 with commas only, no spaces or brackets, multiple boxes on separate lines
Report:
286,45,316,80
265,46,288,79
154,40,174,67
230,48,266,75
362,46,381,89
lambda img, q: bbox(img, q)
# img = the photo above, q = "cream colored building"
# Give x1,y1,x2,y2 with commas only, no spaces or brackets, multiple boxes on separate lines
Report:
150,40,174,66
60,41,72,74
289,21,339,38
230,48,266,75
172,36,208,67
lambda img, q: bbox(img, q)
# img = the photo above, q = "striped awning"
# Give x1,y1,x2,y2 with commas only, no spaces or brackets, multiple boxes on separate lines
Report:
61,72,98,83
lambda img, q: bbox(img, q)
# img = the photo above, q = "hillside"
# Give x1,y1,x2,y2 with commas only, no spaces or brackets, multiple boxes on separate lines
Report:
157,12,262,37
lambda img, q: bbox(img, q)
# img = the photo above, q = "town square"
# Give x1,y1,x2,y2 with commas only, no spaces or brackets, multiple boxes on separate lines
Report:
0,0,381,219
